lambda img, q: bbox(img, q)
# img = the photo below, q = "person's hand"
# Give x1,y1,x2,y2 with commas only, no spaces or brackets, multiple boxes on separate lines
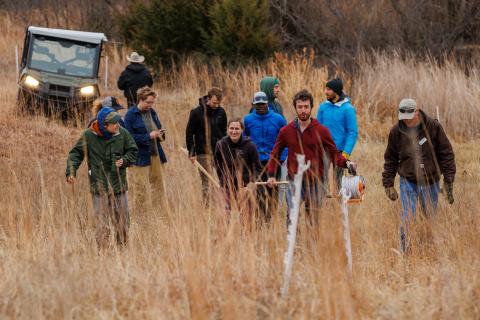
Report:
346,160,357,175
444,182,454,204
189,156,197,164
385,187,398,201
267,177,276,188
115,158,124,168
67,176,76,184
150,131,160,139
246,182,256,192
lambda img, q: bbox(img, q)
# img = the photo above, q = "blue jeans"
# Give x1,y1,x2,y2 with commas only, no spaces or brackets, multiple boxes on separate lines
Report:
399,177,440,251
286,176,325,225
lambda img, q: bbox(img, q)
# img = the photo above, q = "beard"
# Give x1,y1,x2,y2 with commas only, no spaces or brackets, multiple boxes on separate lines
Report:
297,112,311,121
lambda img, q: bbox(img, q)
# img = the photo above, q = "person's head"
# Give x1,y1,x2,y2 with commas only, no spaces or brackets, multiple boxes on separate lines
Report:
227,119,244,142
252,91,269,114
293,89,314,121
102,96,124,111
91,99,103,117
398,98,420,127
260,76,280,101
207,87,223,109
103,111,122,134
127,51,145,64
325,78,343,102
137,86,157,111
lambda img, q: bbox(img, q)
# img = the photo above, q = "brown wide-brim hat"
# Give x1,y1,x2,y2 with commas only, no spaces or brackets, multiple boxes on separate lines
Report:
126,51,145,63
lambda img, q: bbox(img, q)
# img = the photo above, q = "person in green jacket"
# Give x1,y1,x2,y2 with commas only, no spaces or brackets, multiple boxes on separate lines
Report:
66,107,138,248
260,76,284,116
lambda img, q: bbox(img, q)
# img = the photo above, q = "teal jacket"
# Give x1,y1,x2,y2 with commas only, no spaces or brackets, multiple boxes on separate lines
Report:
317,96,358,155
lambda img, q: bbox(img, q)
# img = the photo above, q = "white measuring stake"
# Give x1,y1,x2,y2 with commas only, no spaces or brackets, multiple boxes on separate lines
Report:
340,183,353,276
281,154,310,297
104,55,109,90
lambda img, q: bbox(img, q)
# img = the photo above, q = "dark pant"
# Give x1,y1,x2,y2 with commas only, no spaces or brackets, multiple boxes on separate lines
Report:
323,152,345,194
286,176,325,226
92,192,130,248
257,161,280,222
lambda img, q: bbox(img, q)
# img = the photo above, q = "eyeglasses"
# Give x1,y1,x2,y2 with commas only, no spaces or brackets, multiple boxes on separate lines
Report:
399,108,415,113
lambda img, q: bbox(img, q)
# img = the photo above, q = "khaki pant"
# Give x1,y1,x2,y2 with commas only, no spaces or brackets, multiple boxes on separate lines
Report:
196,154,214,206
128,156,167,216
92,192,129,248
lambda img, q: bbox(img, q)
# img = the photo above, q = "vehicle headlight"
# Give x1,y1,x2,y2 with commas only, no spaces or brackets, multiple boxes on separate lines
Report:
24,75,40,88
80,85,95,95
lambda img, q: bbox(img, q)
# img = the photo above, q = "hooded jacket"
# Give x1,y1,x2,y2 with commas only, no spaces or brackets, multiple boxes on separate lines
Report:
243,109,287,163
268,118,347,180
124,106,168,166
214,135,262,189
185,96,227,156
382,110,456,187
66,123,138,195
260,77,284,116
317,94,358,156
117,63,153,106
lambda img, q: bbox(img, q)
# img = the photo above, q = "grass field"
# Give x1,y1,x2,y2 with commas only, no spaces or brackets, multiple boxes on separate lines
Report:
0,18,479,319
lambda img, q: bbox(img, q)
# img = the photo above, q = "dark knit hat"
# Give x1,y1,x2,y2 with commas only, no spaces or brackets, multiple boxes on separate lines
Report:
326,78,343,96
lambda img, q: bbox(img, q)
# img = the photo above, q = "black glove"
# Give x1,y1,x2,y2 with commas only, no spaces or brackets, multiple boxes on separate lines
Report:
346,160,357,176
385,187,398,201
444,182,454,204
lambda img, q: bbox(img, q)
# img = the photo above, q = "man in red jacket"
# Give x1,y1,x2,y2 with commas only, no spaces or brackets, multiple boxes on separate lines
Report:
267,89,357,224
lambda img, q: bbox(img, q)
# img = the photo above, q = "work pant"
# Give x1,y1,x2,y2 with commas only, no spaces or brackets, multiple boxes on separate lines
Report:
128,156,167,215
257,160,280,222
399,177,440,252
92,192,129,248
285,176,326,226
196,154,214,206
322,152,345,194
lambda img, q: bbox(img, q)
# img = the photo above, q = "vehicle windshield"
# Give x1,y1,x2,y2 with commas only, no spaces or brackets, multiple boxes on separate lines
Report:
28,35,99,77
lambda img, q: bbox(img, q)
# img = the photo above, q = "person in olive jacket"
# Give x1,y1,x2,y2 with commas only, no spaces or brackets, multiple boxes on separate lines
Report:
66,107,138,248
382,98,456,252
185,87,227,204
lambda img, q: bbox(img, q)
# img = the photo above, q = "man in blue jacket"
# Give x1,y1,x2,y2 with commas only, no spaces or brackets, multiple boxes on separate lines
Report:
317,78,358,193
244,91,287,221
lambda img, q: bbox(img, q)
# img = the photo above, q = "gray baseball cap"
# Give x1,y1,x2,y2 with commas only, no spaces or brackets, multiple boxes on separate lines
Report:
252,91,268,105
398,98,417,120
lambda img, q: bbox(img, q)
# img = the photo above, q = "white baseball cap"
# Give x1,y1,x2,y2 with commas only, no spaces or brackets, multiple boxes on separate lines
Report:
252,91,268,105
398,98,417,120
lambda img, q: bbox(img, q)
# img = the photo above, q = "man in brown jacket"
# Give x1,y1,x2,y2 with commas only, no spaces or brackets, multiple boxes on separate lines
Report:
382,98,455,251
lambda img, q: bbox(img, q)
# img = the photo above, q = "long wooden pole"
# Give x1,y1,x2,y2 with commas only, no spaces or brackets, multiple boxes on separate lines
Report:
180,147,220,189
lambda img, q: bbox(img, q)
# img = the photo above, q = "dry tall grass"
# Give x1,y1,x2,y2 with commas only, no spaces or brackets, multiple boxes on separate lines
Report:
1,16,479,319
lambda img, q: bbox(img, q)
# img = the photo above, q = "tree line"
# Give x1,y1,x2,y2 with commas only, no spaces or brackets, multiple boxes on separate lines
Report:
2,0,480,69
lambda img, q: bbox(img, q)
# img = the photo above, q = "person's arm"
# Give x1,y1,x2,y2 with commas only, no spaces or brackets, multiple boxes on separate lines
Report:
66,132,86,178
434,123,456,184
221,109,228,136
185,110,196,157
382,128,399,188
267,129,286,177
121,130,139,167
342,106,358,156
249,142,262,181
320,127,347,168
124,112,150,145
316,104,323,123
243,117,250,137
117,71,127,90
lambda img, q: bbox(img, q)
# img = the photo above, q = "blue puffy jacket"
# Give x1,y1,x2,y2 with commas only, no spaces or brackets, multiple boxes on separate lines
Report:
124,106,168,166
243,110,287,163
316,96,358,156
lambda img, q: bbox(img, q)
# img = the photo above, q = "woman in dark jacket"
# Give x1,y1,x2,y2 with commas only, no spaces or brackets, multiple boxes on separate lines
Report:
124,86,168,214
214,119,261,219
